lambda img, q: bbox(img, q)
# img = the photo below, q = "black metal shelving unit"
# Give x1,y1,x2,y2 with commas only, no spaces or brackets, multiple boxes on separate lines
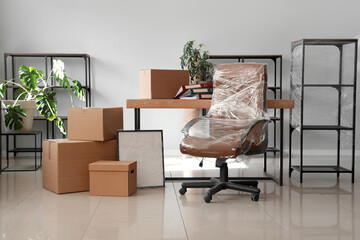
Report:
208,55,283,156
0,131,42,172
289,39,358,183
2,53,91,166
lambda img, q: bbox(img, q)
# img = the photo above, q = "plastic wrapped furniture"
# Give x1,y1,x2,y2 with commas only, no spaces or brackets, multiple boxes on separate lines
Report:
179,63,269,203
289,39,358,183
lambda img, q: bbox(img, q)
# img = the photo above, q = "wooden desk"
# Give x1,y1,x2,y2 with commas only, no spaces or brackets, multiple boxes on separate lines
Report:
126,99,294,186
127,99,293,109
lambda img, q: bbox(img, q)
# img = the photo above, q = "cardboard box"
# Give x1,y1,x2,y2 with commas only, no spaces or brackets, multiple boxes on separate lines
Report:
68,107,123,141
89,161,137,196
42,139,117,194
140,69,189,99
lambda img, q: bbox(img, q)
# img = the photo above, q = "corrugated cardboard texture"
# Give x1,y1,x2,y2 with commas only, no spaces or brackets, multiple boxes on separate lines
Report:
89,161,137,196
42,139,117,194
68,107,123,141
139,69,189,99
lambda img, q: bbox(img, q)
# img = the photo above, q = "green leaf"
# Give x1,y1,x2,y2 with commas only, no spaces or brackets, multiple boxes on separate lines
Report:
35,89,58,121
53,59,71,88
72,80,85,101
0,83,7,98
19,65,42,90
56,117,66,135
14,88,27,100
4,104,26,130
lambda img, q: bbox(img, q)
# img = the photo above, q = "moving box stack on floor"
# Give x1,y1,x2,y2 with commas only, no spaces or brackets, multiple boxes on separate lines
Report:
42,107,137,196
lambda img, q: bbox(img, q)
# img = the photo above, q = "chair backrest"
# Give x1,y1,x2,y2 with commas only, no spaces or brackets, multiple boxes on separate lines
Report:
208,63,268,155
208,63,267,120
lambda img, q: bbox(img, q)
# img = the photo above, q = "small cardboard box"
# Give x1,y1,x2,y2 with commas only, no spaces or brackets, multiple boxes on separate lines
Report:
140,69,189,99
42,139,117,194
89,161,137,196
68,107,123,141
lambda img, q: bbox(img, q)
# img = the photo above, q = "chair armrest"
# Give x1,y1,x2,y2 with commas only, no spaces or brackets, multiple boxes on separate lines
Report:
181,117,203,138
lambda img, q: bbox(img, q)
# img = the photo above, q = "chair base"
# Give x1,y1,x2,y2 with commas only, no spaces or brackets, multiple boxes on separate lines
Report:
179,162,261,203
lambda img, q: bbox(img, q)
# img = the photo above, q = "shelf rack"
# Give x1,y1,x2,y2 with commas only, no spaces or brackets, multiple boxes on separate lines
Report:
289,39,358,183
0,131,42,172
2,53,91,165
208,55,283,158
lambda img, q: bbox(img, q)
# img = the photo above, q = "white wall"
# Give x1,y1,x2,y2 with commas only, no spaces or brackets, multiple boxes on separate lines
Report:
0,0,359,154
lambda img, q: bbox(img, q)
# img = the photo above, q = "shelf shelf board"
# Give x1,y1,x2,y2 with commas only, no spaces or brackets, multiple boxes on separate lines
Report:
5,52,89,58
270,117,280,121
1,131,42,136
209,55,282,60
292,39,357,46
267,86,281,90
8,148,42,153
303,84,354,88
291,165,352,173
34,116,68,120
266,147,280,153
5,85,89,89
302,125,353,130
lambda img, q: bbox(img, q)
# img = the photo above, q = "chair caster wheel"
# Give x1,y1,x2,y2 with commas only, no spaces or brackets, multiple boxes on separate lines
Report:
204,195,212,203
251,193,259,202
179,187,187,195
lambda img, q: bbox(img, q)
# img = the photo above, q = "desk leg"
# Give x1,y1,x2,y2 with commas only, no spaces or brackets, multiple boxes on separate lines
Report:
135,108,140,130
280,109,284,186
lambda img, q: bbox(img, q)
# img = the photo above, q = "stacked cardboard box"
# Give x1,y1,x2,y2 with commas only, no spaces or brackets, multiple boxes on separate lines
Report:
42,108,123,194
89,161,137,196
139,69,189,99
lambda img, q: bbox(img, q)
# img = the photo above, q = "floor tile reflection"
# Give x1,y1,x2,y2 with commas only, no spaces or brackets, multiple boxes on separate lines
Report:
0,155,359,239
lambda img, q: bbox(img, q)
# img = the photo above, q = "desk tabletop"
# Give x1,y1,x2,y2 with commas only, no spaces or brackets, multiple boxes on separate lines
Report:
127,99,294,109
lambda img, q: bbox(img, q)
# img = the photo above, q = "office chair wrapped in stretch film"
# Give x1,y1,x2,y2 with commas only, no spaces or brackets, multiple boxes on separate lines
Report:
179,63,269,203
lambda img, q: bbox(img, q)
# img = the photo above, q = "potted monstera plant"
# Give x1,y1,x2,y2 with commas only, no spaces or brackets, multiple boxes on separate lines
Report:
0,59,85,134
180,40,215,84
180,40,215,125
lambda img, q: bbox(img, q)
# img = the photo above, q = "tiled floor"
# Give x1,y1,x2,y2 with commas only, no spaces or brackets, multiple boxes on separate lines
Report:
0,155,359,240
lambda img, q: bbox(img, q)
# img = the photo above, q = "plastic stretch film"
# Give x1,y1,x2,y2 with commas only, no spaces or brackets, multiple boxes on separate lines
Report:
290,42,356,147
180,63,270,159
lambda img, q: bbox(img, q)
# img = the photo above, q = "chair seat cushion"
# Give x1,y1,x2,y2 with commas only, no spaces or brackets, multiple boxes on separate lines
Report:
180,137,242,158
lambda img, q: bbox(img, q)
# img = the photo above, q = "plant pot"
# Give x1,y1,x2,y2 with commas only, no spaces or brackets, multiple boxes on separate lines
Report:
2,100,36,133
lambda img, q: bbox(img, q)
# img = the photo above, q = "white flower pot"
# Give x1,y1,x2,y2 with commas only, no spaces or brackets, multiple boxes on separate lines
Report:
2,100,36,133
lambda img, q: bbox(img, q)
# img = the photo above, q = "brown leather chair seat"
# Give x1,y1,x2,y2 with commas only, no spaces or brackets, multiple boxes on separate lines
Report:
180,120,267,158
180,137,241,158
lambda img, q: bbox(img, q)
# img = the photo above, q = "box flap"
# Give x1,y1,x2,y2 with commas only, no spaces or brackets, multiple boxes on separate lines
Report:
89,161,136,172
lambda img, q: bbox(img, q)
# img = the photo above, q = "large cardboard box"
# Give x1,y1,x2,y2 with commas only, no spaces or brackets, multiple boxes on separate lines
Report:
68,107,123,141
89,161,137,196
139,69,189,99
42,139,117,194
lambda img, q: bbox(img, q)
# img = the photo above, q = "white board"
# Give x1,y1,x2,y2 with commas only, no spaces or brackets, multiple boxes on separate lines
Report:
117,130,164,188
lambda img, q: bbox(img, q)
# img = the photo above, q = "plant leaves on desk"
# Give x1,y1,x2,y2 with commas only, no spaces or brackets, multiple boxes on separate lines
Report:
4,105,26,130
